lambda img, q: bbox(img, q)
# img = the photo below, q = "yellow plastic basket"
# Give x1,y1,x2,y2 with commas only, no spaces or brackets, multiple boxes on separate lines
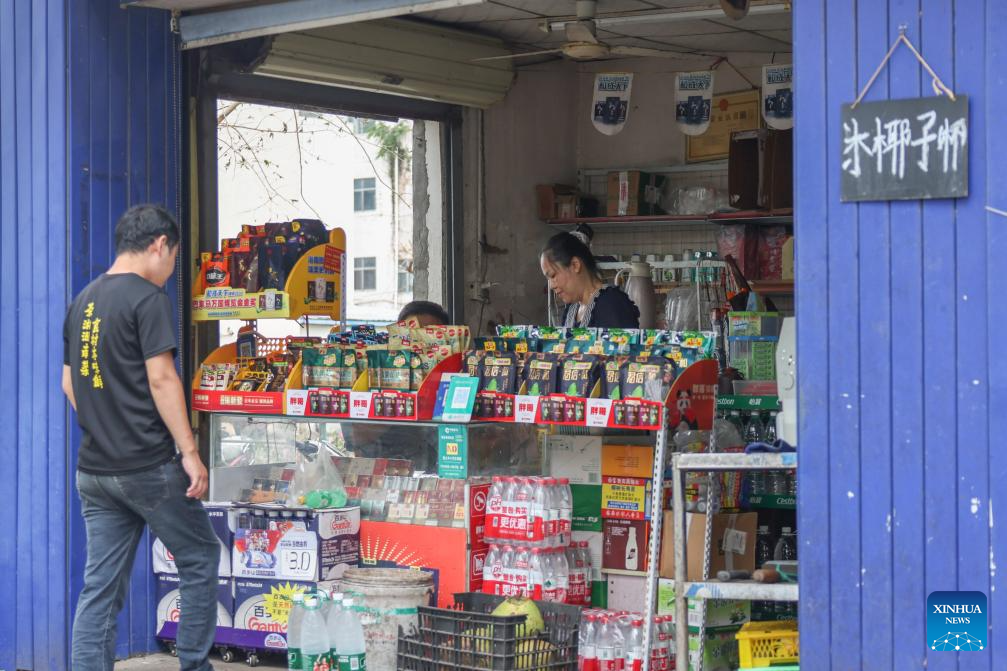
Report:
735,620,799,668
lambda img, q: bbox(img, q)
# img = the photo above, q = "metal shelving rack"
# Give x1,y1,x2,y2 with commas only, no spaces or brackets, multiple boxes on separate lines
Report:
667,451,799,668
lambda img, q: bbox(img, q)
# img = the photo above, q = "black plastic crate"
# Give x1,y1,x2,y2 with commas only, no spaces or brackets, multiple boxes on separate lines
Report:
397,593,580,671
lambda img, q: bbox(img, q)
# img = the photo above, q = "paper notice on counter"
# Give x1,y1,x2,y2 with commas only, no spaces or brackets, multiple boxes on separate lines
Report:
675,70,714,136
591,73,633,136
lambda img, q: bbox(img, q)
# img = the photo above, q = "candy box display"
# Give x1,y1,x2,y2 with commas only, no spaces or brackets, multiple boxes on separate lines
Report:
233,578,313,635
231,505,360,581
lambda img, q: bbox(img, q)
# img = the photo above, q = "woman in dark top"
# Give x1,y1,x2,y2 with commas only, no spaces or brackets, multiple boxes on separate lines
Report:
540,224,640,329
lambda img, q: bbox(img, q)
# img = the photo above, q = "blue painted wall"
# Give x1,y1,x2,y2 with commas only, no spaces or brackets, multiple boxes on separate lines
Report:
795,0,1004,668
67,0,181,663
0,1,179,668
0,1,67,669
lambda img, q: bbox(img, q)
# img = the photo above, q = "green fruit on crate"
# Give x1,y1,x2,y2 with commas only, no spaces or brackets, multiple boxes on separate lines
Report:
491,597,545,636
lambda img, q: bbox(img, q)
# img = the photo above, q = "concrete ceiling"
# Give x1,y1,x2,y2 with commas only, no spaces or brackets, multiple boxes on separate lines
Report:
414,0,793,62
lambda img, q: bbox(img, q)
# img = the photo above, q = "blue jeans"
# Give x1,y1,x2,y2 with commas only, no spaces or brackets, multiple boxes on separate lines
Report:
72,456,219,671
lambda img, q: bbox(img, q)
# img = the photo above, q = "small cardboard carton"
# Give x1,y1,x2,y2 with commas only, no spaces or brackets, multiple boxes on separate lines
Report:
602,443,655,479
657,578,751,630
153,502,237,577
659,511,757,582
547,435,602,485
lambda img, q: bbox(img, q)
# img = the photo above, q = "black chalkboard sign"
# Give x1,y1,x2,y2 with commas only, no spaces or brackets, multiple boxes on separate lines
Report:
840,95,968,202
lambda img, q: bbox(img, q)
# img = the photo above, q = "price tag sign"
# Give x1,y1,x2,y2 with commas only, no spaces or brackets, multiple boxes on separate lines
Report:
279,547,317,580
514,395,539,424
286,390,309,416
441,376,479,423
585,398,613,427
349,392,373,419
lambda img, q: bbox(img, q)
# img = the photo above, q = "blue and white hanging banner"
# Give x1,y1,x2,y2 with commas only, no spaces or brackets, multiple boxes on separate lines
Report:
762,64,794,130
591,73,633,136
675,71,714,136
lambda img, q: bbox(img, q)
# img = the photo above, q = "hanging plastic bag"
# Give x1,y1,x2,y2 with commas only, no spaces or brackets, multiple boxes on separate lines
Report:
289,440,348,509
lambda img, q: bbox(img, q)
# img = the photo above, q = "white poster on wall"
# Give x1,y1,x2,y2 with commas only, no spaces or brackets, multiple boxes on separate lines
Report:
674,70,715,136
591,73,633,136
762,64,794,130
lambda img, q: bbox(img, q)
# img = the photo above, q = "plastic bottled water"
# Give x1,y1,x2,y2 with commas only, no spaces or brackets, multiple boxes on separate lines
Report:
482,544,501,595
331,598,367,671
286,592,306,671
299,595,330,671
624,619,644,671
553,547,570,604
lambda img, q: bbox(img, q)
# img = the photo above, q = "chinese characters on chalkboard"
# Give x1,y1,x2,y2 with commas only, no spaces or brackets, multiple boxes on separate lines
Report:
840,96,968,202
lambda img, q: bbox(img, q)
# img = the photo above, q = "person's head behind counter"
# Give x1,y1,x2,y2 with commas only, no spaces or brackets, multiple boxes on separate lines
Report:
398,300,449,327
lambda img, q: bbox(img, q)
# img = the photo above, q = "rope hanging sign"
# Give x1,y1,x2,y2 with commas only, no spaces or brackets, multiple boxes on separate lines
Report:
840,28,968,202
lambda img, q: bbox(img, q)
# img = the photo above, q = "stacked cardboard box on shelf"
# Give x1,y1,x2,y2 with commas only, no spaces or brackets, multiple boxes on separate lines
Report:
601,444,654,574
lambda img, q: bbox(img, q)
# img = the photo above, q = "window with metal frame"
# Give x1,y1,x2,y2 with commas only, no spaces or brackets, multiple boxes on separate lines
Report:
353,177,377,211
398,258,413,294
354,256,377,291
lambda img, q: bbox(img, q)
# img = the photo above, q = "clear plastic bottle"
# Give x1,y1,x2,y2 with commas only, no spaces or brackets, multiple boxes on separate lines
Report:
512,546,531,598
727,410,746,443
332,598,366,671
774,526,798,561
763,411,779,443
531,477,549,546
299,595,330,671
557,478,573,547
767,470,787,495
743,413,764,445
579,613,599,671
624,619,644,671
499,545,515,597
566,544,583,605
579,541,594,606
749,470,766,497
651,616,668,671
660,616,675,669
483,544,501,595
486,476,505,542
554,547,570,604
530,548,546,601
286,592,306,671
514,478,535,544
596,617,620,671
787,470,798,497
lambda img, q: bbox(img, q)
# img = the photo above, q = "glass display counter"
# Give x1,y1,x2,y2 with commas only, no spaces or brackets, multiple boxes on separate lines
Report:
207,413,542,503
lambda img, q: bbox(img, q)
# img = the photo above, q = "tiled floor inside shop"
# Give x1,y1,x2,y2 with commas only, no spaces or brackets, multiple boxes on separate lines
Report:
117,652,284,670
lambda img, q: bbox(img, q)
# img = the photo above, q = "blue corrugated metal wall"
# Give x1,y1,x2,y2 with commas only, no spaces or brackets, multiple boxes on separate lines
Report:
795,1,1005,668
0,1,67,669
0,1,179,668
67,0,181,663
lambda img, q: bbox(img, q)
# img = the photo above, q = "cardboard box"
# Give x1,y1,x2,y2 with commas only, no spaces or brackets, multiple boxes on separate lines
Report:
547,435,602,484
153,502,236,577
233,578,314,633
607,170,667,216
155,574,234,638
688,627,741,671
571,484,602,532
535,184,578,220
657,578,751,630
659,511,757,581
602,444,654,479
601,476,652,520
602,518,650,573
232,506,360,582
728,129,792,211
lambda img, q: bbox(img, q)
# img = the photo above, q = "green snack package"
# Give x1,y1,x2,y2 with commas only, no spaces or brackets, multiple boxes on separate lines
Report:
496,324,530,338
559,354,600,398
620,356,676,402
464,349,487,378
481,352,518,394
602,357,626,400
381,349,412,391
533,325,567,341
602,328,637,356
522,353,559,396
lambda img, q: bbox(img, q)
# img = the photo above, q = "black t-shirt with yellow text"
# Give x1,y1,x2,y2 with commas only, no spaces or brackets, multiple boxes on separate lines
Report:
63,273,178,474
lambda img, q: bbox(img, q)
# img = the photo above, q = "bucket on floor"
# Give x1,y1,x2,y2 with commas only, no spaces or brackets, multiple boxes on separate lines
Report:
340,567,434,671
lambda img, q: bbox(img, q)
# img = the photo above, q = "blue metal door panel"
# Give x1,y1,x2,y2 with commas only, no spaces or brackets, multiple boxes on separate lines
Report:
796,0,1001,667
66,1,181,662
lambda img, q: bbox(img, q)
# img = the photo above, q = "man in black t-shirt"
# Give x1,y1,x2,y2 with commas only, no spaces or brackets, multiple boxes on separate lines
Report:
63,205,219,671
